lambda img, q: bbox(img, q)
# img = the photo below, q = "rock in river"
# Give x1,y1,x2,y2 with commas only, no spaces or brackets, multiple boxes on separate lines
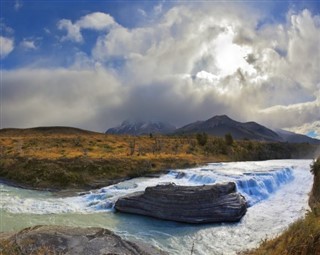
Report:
0,225,168,255
115,182,247,223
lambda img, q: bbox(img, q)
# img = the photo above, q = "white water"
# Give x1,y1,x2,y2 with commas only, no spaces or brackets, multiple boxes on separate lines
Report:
0,160,313,254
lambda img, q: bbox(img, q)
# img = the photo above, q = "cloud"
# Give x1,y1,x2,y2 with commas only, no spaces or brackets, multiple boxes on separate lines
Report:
0,22,14,35
137,8,147,17
77,12,115,30
154,3,163,16
93,4,262,77
137,1,165,20
257,97,320,128
20,39,37,50
0,36,14,58
3,5,320,132
14,0,23,11
286,121,320,139
2,68,124,131
57,19,83,42
57,12,116,42
44,28,51,34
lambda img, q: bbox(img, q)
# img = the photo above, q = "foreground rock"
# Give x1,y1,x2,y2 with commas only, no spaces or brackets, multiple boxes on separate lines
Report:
0,225,168,255
115,182,247,223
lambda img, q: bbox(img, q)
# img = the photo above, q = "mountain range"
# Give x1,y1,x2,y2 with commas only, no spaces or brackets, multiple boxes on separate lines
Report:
106,120,176,135
106,115,320,144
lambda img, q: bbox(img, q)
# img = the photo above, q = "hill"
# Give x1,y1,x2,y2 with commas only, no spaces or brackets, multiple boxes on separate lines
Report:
0,126,98,136
175,115,282,141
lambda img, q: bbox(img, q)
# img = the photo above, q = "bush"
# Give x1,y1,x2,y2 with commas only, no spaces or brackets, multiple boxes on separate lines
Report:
311,157,320,176
225,133,233,146
204,138,227,155
310,157,320,209
196,132,208,146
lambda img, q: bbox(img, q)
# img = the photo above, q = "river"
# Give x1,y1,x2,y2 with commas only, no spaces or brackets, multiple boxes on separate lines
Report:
0,159,313,254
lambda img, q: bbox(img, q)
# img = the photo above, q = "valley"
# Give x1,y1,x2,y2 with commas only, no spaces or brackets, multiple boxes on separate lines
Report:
0,125,317,190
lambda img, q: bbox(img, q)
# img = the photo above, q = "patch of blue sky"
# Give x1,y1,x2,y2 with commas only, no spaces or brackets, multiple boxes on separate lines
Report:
254,0,320,30
307,131,318,138
1,0,169,69
1,0,319,70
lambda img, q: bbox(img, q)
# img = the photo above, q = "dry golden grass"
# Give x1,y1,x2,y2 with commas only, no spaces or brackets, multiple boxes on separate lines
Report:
0,128,222,189
0,131,205,160
0,127,317,189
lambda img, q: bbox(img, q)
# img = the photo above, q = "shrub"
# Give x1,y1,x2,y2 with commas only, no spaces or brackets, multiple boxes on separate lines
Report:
311,157,320,176
196,132,208,146
225,133,233,146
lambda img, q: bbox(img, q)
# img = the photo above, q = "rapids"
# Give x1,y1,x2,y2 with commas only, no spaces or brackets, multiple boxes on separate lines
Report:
0,159,313,254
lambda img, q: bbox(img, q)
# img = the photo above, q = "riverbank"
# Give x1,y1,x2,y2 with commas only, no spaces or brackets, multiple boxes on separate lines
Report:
0,127,317,190
242,157,320,255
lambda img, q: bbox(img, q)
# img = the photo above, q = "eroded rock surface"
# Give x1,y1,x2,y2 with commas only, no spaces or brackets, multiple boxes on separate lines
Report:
1,225,168,255
115,182,247,223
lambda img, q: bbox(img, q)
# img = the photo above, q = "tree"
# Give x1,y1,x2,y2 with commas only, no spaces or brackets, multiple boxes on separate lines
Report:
225,133,233,146
129,139,135,156
311,157,320,176
152,138,162,154
196,132,208,146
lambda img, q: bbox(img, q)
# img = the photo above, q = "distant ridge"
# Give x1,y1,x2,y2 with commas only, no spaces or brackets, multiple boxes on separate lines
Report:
275,129,320,145
2,117,319,145
0,126,99,136
175,115,282,141
175,115,320,143
106,120,176,135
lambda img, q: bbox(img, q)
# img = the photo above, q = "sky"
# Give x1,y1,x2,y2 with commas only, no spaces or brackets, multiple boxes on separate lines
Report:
1,0,320,137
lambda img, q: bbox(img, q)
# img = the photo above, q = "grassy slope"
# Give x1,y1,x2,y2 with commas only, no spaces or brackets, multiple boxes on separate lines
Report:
0,127,317,190
242,157,320,255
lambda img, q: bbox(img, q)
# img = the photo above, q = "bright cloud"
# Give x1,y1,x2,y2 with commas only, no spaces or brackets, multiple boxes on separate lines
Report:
213,28,255,77
77,12,115,30
58,12,116,42
0,36,14,58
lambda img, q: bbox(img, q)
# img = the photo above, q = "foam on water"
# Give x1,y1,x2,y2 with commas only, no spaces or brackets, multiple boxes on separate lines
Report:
170,166,294,205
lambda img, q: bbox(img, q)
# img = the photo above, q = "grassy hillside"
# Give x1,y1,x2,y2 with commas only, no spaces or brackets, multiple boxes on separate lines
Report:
242,157,320,255
0,127,318,190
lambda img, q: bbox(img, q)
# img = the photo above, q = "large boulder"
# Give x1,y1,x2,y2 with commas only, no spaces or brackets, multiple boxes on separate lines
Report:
0,225,168,255
115,182,247,224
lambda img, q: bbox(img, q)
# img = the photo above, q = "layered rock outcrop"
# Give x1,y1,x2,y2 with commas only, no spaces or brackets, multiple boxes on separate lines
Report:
115,182,247,223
